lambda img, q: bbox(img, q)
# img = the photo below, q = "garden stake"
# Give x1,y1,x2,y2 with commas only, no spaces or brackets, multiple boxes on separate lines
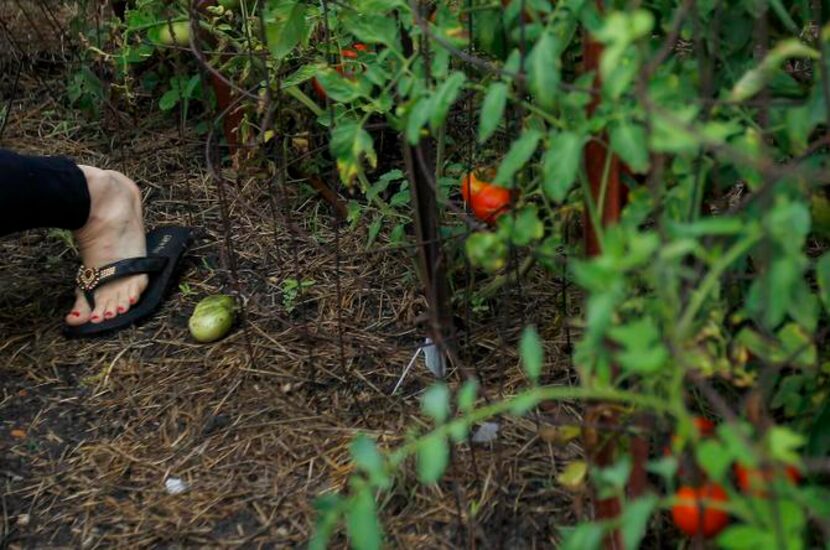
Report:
400,18,455,364
581,11,645,548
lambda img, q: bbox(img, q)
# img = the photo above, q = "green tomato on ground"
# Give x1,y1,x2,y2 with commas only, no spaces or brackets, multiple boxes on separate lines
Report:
189,294,236,343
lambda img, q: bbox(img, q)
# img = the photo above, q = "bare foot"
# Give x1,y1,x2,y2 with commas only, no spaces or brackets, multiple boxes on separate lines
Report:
65,167,148,326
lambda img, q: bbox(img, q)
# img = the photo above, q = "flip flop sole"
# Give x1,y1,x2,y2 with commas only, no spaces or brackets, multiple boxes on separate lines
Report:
63,226,192,338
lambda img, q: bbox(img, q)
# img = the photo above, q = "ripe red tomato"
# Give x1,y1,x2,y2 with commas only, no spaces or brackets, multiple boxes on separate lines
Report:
671,483,730,538
341,43,368,59
461,172,512,223
693,417,716,437
734,463,801,496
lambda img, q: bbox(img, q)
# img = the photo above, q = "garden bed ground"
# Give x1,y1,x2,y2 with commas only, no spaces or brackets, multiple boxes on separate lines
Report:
0,52,582,547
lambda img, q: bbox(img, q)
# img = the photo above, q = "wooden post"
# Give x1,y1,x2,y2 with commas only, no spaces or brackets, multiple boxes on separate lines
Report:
581,16,635,550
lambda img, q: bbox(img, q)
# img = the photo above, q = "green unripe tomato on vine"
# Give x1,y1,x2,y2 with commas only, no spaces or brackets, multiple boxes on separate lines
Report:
156,21,191,47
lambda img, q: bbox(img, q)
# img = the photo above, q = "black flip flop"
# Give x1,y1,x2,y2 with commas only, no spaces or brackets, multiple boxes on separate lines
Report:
63,226,192,338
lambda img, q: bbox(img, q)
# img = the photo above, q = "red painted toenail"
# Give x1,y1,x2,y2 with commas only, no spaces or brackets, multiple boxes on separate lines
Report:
105,312,114,319
117,306,125,313
71,311,80,317
91,315,99,320
129,297,137,304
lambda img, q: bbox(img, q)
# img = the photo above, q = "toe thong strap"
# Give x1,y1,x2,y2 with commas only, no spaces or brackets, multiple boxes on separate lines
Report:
76,256,168,311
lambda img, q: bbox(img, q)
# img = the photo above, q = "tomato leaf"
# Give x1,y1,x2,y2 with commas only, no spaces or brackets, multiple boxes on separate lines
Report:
816,252,830,313
560,523,604,550
621,495,658,550
330,120,377,184
421,383,450,423
265,0,308,60
494,129,542,187
527,30,561,109
478,82,508,143
696,440,732,481
406,96,432,145
350,434,389,489
429,71,466,132
457,379,478,413
342,12,399,50
417,432,449,484
346,483,382,550
542,130,585,202
610,121,649,174
519,325,543,384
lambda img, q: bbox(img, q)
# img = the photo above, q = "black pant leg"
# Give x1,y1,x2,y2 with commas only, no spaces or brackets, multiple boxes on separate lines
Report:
0,148,90,236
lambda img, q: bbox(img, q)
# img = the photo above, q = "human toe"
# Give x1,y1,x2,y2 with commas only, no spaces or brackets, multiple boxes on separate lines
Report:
65,292,92,326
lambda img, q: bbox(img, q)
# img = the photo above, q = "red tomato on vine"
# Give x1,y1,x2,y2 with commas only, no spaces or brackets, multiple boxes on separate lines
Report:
734,463,801,496
460,171,512,224
671,483,730,538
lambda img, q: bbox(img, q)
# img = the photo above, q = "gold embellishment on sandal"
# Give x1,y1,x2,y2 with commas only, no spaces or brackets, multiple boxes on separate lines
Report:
76,265,117,291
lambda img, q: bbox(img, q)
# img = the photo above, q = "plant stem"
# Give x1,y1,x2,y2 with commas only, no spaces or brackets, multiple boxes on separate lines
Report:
675,225,763,337
388,384,672,468
284,85,324,117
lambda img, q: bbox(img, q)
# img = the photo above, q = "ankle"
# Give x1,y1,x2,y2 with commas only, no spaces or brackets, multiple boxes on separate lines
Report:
79,167,140,227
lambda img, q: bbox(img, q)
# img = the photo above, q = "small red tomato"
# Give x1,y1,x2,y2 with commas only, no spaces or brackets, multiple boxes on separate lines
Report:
734,463,801,496
461,171,512,223
693,417,716,437
671,483,730,538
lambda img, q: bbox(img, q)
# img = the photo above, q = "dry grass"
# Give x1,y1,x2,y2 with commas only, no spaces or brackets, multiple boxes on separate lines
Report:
0,11,583,548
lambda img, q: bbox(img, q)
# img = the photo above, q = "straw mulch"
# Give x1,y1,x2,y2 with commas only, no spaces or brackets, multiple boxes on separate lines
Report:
0,10,582,549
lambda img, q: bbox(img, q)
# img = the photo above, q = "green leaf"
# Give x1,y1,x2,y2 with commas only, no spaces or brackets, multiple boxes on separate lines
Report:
429,71,466,132
346,483,382,550
314,68,367,103
527,30,561,109
281,63,320,88
718,525,771,549
265,0,307,60
366,216,383,249
498,206,545,246
807,399,830,458
494,129,542,187
422,383,450,423
560,522,604,550
696,440,732,481
610,121,649,174
343,12,399,50
310,494,342,550
766,426,805,465
730,38,819,101
405,97,432,145
620,495,658,550
816,253,830,313
159,88,180,111
519,326,543,384
608,316,667,374
417,432,449,483
593,455,632,492
350,435,389,488
542,130,584,201
330,120,377,185
457,379,478,413
478,82,508,143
